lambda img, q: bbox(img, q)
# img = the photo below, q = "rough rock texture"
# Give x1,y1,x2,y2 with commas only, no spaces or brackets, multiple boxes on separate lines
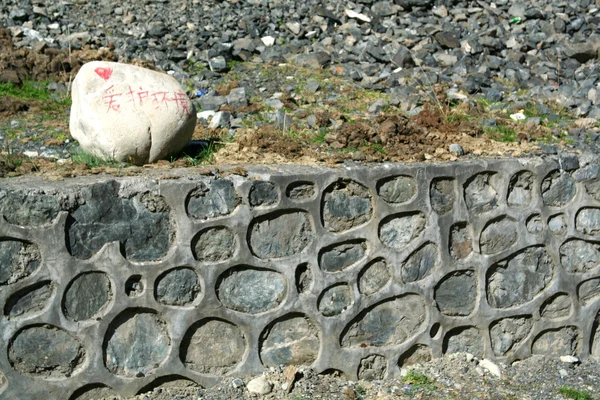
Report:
70,61,196,165
63,272,111,321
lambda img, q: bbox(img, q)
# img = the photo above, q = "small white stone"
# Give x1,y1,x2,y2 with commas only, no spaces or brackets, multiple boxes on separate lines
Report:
197,110,216,121
479,359,502,378
345,9,372,22
510,112,526,121
247,376,272,395
560,355,580,364
465,353,475,362
559,368,569,378
261,36,275,46
23,151,39,158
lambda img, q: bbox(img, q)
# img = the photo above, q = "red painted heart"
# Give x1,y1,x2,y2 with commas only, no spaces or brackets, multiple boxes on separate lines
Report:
94,67,113,81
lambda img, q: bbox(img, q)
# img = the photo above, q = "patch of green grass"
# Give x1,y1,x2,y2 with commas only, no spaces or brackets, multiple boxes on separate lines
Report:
179,141,220,166
70,149,122,168
559,386,593,400
355,383,367,399
0,80,50,101
485,124,517,142
401,370,437,398
310,129,327,144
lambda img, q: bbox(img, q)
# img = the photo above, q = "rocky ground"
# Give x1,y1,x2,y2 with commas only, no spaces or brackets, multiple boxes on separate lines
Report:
2,1,600,399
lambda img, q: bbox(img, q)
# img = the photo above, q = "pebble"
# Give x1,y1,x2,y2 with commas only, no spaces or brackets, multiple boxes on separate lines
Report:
559,355,580,364
479,359,502,378
247,376,272,395
231,378,244,388
449,143,464,156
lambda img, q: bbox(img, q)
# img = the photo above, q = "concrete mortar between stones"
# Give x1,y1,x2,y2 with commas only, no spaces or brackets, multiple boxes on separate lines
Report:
0,156,599,398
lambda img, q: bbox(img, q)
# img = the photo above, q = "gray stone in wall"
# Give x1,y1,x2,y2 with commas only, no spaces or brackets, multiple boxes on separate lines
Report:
507,171,533,207
444,327,483,357
577,278,600,305
576,208,600,235
592,314,600,356
490,316,532,356
358,258,390,296
449,222,472,260
560,239,600,273
249,211,314,259
480,216,518,255
217,267,286,314
358,354,387,380
464,172,499,214
398,344,432,367
193,226,236,263
0,190,61,226
0,239,41,285
5,282,53,318
319,240,367,273
66,181,171,261
249,180,279,207
401,242,439,283
540,293,572,319
182,319,245,375
155,268,199,306
341,294,426,348
286,182,316,200
435,270,476,316
487,246,554,308
8,325,84,378
379,212,426,250
260,315,320,367
104,312,170,377
378,175,416,204
430,178,455,214
187,179,239,219
548,213,567,234
318,284,353,316
532,327,580,355
526,214,543,234
322,179,372,233
541,170,576,207
295,263,313,294
63,272,111,321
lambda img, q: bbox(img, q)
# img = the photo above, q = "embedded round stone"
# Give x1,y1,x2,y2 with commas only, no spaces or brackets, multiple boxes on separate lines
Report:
401,242,439,283
260,315,320,367
435,270,476,316
541,170,576,207
487,247,554,308
0,239,41,285
358,258,390,296
378,176,417,204
63,272,111,321
449,222,472,260
249,181,278,207
507,171,533,207
186,179,239,220
295,263,313,294
341,294,426,348
249,211,314,259
480,216,517,255
182,319,245,375
5,281,53,318
490,316,532,356
9,325,84,379
104,311,170,377
578,278,600,305
319,240,367,273
430,178,455,214
318,284,353,316
548,214,567,234
322,179,373,233
0,190,61,226
560,239,600,273
443,327,483,357
379,212,426,250
66,181,172,261
526,214,543,234
287,182,316,200
576,208,600,235
193,226,236,263
155,268,200,306
464,172,499,214
398,345,432,367
358,354,387,380
217,267,286,314
540,293,572,319
532,327,580,355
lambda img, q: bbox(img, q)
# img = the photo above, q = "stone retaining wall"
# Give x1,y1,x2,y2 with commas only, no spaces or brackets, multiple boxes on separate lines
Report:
1,156,600,398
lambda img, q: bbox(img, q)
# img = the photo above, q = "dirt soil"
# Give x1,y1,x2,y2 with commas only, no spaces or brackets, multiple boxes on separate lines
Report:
0,27,551,179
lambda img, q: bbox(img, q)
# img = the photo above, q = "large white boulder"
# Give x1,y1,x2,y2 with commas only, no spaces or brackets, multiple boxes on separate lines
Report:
70,61,196,165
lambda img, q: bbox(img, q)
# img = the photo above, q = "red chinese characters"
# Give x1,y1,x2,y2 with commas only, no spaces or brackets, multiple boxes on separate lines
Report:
102,85,191,115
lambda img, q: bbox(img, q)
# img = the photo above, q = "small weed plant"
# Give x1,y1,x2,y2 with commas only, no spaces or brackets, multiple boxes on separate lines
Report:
71,150,122,168
559,386,593,400
401,370,437,398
